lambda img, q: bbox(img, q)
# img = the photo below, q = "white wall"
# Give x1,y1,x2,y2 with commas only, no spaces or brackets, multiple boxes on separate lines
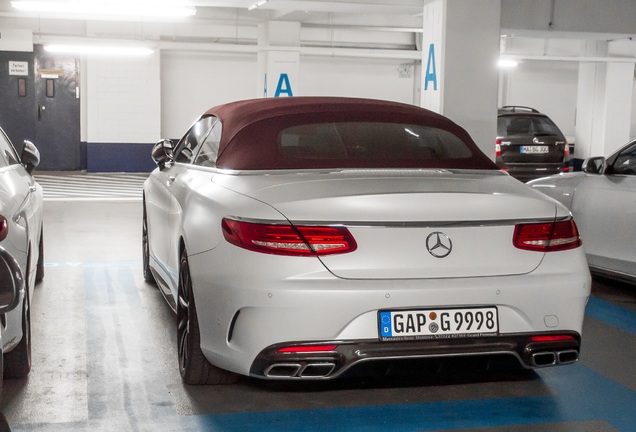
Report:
85,53,161,143
160,52,417,139
160,51,257,139
500,60,579,141
299,56,416,103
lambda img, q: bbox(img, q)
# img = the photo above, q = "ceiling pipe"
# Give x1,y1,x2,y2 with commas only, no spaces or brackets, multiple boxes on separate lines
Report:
502,54,636,63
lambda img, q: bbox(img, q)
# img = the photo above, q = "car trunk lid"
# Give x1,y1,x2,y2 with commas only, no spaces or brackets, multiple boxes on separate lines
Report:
215,169,558,279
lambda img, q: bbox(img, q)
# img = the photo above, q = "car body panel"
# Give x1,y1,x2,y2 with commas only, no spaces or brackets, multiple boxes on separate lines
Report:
529,139,636,282
187,241,589,376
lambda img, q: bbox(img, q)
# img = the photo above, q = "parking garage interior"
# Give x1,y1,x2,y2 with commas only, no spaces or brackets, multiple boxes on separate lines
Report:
0,1,635,431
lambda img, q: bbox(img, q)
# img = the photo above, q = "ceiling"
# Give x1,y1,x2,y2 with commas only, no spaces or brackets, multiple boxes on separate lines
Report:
0,0,425,33
1,0,635,58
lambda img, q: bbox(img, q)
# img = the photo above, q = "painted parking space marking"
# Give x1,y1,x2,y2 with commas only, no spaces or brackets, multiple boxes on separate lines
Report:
8,264,636,432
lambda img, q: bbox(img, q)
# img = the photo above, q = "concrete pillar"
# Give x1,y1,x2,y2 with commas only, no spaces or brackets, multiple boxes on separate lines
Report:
575,40,634,163
421,0,501,159
257,21,300,98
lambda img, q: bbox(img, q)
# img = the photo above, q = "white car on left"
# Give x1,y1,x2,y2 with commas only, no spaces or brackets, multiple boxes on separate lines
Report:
0,126,44,390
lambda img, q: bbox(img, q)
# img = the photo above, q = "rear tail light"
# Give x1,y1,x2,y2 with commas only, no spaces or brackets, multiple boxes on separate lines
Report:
221,218,357,256
0,216,8,242
513,219,581,252
495,139,502,157
562,140,570,172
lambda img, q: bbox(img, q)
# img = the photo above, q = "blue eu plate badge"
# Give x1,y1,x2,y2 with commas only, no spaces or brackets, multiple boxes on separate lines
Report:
380,311,393,337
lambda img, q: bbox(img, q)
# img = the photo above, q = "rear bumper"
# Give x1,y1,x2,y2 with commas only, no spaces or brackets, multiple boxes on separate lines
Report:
497,162,567,182
250,331,581,379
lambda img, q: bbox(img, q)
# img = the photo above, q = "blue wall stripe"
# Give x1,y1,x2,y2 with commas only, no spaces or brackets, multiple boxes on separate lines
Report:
86,142,155,172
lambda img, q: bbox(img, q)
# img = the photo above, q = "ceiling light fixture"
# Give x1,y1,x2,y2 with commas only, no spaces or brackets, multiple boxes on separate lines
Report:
44,44,155,57
11,1,196,19
498,59,519,69
248,0,268,11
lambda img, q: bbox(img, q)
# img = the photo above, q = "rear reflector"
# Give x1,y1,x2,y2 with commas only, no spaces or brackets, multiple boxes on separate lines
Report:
277,345,338,353
530,335,575,342
513,219,581,252
222,218,357,256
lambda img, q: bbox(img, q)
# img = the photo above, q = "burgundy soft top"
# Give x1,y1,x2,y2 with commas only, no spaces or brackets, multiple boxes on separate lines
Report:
202,97,496,171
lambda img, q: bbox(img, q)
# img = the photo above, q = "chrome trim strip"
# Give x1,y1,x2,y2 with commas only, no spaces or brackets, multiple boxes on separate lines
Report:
226,215,571,229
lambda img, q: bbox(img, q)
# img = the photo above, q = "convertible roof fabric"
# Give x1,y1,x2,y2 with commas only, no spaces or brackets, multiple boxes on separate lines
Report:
204,97,498,171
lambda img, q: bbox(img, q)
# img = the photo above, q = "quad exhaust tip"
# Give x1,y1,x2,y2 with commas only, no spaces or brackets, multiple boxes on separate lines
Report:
531,350,579,367
264,362,336,378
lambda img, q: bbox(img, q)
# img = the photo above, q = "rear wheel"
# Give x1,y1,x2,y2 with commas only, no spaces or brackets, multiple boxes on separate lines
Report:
142,203,155,284
3,283,32,379
177,248,237,385
0,342,4,392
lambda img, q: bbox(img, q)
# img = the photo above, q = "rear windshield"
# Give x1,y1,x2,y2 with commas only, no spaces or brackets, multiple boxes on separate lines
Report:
217,114,497,171
278,122,472,162
498,115,563,137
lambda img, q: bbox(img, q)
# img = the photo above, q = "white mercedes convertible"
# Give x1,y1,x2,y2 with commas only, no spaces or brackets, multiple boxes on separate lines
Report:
143,97,591,384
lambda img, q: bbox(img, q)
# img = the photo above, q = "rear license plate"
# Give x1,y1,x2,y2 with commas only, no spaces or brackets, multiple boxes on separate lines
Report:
379,307,498,341
520,146,549,154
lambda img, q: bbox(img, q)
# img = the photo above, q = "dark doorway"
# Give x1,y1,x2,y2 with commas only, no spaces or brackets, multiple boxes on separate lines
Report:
34,45,80,170
0,51,36,155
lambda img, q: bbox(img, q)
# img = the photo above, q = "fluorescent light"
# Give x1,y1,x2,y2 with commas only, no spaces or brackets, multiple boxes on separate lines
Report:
498,59,518,68
44,44,154,57
11,1,196,19
248,0,268,11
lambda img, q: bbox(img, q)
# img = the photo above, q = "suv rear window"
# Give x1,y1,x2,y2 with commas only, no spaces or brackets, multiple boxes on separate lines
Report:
498,115,562,137
278,122,472,162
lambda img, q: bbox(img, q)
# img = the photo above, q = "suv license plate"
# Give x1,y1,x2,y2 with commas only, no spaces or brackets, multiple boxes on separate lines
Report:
379,307,498,341
521,146,549,154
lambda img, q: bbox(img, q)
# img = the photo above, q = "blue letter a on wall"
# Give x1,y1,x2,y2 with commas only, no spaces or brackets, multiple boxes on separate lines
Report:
424,44,437,91
275,73,294,97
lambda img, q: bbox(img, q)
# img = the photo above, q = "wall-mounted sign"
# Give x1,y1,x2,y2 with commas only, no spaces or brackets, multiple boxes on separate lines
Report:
39,68,63,79
9,61,29,76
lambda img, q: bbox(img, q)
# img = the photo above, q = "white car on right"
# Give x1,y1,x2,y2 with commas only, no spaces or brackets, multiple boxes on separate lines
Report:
528,139,636,283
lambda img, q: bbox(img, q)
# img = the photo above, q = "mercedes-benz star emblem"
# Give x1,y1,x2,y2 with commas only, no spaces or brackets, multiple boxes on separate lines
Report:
426,232,452,258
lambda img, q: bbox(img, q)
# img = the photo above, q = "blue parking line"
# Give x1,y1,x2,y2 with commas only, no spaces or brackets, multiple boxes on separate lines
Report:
11,266,634,432
196,364,634,431
585,296,636,335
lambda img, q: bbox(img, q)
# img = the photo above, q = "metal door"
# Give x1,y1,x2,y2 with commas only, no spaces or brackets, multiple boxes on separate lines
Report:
0,51,36,154
33,45,80,170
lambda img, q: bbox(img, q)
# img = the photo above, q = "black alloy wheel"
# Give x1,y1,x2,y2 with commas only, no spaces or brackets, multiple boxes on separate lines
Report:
3,281,32,378
176,248,237,385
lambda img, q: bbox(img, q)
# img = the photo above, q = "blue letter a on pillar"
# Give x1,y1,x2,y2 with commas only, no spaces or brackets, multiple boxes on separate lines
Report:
424,44,437,91
274,73,294,97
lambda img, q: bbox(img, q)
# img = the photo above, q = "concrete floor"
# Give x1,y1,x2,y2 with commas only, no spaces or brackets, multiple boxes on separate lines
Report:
1,199,635,432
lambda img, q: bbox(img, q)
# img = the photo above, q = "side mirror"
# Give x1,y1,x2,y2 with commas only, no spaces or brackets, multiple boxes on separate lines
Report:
0,246,24,314
151,139,175,169
582,156,606,174
21,140,40,174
